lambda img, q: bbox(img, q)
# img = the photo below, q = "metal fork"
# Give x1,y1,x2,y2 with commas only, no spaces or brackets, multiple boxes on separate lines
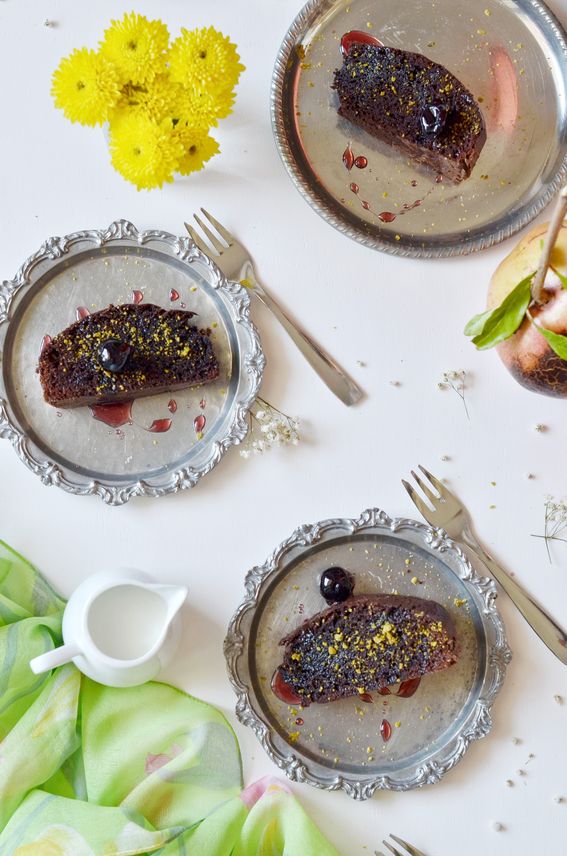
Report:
377,833,428,856
185,210,363,406
403,465,567,664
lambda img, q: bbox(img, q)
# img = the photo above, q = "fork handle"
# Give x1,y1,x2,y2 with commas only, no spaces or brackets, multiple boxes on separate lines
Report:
462,528,567,664
242,264,363,407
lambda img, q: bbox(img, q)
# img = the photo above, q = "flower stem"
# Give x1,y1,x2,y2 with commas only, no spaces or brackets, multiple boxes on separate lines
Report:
532,184,567,305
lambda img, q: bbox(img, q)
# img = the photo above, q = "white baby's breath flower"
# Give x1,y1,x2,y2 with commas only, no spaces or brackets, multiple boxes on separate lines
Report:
532,495,567,563
240,397,301,460
438,369,469,420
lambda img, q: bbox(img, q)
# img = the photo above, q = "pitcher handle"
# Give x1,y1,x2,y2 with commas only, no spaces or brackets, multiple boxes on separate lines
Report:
30,643,80,675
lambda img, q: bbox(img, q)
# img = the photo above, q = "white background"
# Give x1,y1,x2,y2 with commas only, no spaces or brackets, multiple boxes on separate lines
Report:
1,2,567,854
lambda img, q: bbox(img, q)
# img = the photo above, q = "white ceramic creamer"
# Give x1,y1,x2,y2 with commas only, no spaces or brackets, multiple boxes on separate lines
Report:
29,569,187,687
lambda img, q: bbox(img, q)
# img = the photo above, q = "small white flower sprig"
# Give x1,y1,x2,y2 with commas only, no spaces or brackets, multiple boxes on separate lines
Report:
240,398,300,458
438,369,470,420
532,496,567,563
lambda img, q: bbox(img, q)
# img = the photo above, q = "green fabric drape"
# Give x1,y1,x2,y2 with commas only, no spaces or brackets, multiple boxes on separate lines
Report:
0,541,340,856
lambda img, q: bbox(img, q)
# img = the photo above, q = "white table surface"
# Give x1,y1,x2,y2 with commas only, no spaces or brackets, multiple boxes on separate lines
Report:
1,1,567,854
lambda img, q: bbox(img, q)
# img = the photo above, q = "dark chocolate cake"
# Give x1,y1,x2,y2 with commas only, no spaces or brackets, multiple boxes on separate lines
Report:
333,43,486,182
39,303,219,408
275,594,459,705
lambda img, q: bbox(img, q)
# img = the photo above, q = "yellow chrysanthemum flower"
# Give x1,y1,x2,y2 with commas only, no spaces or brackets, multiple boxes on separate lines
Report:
176,128,220,175
169,26,245,94
109,113,184,190
99,12,169,85
173,86,223,129
119,74,183,122
51,48,121,126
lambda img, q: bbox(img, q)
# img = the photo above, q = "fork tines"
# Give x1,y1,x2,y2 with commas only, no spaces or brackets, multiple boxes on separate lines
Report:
184,208,234,257
382,833,428,856
402,464,449,518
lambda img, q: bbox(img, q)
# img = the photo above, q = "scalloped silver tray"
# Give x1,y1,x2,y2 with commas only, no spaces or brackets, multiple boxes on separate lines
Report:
225,509,511,799
271,0,567,257
0,220,265,505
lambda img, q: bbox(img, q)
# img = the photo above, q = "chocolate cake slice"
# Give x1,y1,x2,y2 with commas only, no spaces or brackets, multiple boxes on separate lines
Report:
39,303,219,408
274,594,459,706
333,42,486,182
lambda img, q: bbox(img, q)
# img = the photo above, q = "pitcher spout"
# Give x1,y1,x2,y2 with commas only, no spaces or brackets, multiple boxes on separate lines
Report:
146,584,188,625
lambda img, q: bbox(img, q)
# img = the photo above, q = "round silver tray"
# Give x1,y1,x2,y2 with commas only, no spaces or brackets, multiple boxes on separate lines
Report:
271,0,567,257
0,220,265,505
225,509,511,799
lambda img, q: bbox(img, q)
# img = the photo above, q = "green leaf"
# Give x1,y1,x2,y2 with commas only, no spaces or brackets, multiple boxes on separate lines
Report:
463,309,494,337
467,274,533,350
550,264,567,290
529,311,567,360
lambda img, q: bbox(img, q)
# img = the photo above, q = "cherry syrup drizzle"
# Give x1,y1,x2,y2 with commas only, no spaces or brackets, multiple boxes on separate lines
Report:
149,418,172,433
271,669,303,705
90,401,133,429
132,290,143,305
348,179,440,222
374,677,422,699
39,335,52,357
168,399,177,413
89,401,172,433
380,718,392,742
194,413,206,435
340,30,384,57
169,289,180,302
76,306,90,321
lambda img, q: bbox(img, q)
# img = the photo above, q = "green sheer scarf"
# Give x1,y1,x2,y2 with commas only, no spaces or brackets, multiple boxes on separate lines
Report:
0,541,339,856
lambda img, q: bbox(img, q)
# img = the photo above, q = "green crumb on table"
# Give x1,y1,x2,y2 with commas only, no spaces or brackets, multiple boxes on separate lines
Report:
395,721,401,728
289,731,300,743
454,597,467,607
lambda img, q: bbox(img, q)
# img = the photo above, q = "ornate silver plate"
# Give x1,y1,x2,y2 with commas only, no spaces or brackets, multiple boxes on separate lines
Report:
0,221,264,505
225,509,511,799
271,0,567,257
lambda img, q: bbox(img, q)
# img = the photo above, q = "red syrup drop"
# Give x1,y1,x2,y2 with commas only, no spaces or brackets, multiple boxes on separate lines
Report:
350,182,360,194
354,155,368,169
194,413,206,434
148,418,172,433
343,143,355,171
295,717,304,726
199,398,206,409
132,290,143,304
377,686,391,696
402,199,422,211
90,401,133,429
378,211,396,222
39,335,52,356
361,200,371,210
396,677,421,698
76,306,90,321
169,289,180,302
168,399,177,413
271,669,303,705
359,692,374,704
380,718,392,742
340,30,384,57
411,179,418,187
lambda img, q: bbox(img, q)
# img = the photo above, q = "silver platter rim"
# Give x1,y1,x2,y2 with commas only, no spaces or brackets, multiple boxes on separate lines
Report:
224,508,512,799
270,0,567,258
0,219,265,506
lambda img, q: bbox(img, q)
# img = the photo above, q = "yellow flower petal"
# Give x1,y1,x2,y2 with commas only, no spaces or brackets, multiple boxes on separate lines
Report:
109,113,184,190
51,48,120,126
169,26,244,94
175,128,220,175
99,12,169,85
